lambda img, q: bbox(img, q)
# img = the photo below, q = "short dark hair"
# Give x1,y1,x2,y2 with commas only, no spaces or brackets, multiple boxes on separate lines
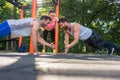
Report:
40,15,51,21
58,17,68,23
49,10,55,14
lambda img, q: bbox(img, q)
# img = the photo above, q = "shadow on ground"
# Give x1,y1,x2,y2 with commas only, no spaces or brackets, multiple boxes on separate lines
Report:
0,54,39,80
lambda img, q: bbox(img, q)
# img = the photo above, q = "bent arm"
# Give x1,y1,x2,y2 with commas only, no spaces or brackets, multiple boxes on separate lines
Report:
37,32,52,48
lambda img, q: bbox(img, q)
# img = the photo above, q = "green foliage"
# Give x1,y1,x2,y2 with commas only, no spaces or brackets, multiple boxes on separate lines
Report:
0,1,13,21
37,0,55,17
0,0,21,51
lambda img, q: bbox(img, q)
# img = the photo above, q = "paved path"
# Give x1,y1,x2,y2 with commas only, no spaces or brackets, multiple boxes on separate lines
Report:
0,53,120,80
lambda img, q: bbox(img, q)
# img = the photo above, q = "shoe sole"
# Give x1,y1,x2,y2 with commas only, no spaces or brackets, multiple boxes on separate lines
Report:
109,48,115,55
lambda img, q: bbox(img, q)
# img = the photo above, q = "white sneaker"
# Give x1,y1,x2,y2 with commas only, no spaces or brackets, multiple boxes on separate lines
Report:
108,48,114,55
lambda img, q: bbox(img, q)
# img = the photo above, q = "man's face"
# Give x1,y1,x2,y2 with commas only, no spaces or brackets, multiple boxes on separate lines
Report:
40,19,50,27
59,22,67,29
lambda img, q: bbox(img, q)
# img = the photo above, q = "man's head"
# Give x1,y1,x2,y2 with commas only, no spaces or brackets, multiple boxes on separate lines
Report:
58,17,69,29
48,10,55,19
40,15,51,27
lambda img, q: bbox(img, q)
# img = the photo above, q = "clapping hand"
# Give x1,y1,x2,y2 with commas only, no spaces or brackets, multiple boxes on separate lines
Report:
50,42,56,49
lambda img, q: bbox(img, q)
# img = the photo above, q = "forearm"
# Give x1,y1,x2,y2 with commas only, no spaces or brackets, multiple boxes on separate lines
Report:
33,39,38,52
64,33,69,47
68,40,78,48
64,40,69,47
64,31,69,53
64,40,69,53
37,38,51,47
32,34,38,53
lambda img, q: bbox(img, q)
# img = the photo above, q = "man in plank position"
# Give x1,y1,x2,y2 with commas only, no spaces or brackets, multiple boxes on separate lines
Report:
0,15,55,54
58,17,120,56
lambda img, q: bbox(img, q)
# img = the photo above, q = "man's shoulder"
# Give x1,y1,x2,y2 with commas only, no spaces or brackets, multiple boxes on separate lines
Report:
71,23,80,28
70,22,79,26
18,18,36,22
31,19,39,25
33,18,39,21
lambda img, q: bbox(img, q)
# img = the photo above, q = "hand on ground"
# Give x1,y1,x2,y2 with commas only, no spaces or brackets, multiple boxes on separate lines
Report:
59,48,68,55
34,52,43,55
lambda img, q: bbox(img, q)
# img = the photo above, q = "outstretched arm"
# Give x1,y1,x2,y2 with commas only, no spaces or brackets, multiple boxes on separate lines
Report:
66,24,80,50
31,20,40,54
37,32,55,49
64,30,69,53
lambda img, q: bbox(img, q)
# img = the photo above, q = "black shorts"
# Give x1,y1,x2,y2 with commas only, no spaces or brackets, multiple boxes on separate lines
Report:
85,31,104,49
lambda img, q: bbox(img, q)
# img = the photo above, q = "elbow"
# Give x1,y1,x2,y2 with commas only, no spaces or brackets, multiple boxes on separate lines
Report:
37,38,42,43
37,38,39,42
32,28,37,35
64,40,66,44
64,40,68,45
74,39,79,44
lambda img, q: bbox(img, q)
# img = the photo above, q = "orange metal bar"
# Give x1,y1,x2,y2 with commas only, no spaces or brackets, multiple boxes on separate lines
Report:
19,4,24,47
29,0,37,54
55,0,60,54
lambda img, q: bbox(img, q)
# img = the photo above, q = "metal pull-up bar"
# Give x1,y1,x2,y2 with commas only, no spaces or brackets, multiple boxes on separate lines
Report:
29,0,37,54
52,0,58,5
19,4,24,48
6,0,22,9
55,0,60,54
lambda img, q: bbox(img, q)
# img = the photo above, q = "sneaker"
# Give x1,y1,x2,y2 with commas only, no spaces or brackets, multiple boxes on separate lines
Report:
42,49,45,53
53,49,56,54
108,48,114,55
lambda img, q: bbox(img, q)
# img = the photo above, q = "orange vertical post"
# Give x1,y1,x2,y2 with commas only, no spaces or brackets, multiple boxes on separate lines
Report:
29,0,37,54
19,4,24,47
55,0,60,54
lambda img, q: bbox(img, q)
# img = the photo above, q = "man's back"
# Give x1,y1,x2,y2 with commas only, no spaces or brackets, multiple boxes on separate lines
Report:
7,18,36,38
68,23,92,40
